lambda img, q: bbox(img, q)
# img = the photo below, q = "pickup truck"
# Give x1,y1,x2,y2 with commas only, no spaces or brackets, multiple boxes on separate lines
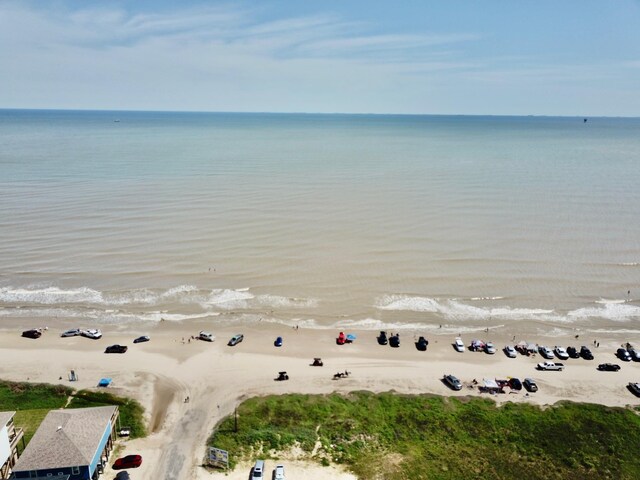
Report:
537,361,565,371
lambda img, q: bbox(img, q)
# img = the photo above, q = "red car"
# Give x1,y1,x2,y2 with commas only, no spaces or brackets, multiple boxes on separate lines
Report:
113,454,142,470
337,332,346,345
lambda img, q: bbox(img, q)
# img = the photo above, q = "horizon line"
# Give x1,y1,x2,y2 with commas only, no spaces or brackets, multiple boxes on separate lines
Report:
0,107,638,119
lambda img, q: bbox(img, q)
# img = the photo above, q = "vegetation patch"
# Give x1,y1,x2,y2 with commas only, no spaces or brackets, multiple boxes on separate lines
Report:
0,379,147,447
208,392,640,479
68,390,147,439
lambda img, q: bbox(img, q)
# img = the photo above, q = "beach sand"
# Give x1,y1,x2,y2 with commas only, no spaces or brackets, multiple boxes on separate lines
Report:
1,321,638,479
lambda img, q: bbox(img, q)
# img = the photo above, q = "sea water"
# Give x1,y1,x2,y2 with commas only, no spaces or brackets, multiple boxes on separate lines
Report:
1,110,639,334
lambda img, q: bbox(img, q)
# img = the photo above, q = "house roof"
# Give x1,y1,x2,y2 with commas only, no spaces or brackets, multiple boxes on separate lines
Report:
0,411,16,428
13,406,117,472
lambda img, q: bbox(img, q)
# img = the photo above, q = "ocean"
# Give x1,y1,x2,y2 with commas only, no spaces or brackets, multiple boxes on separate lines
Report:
1,109,639,335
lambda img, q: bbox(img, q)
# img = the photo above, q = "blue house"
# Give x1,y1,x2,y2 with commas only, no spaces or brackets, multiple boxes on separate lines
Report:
11,406,118,480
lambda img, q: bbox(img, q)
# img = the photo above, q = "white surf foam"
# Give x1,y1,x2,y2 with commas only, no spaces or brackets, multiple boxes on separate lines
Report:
255,295,319,309
0,286,104,305
375,295,558,322
567,302,640,322
203,289,255,309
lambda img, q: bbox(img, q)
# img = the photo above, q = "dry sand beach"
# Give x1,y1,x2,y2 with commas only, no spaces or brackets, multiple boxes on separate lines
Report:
1,320,639,479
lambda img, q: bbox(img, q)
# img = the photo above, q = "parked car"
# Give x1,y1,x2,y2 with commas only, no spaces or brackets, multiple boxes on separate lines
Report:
508,377,522,390
115,472,131,480
199,331,215,342
82,329,102,339
378,331,388,345
453,337,465,352
22,329,42,339
628,382,640,397
416,336,428,351
537,361,564,371
274,336,283,347
60,328,81,337
539,346,554,359
628,348,640,362
580,346,594,360
554,346,569,360
105,344,128,354
484,342,496,354
443,374,462,391
523,378,538,392
337,331,346,345
389,334,400,348
228,334,243,346
504,345,517,358
566,346,580,358
617,348,632,362
275,371,289,381
273,464,286,479
133,335,150,344
597,363,621,372
251,460,265,480
113,454,142,470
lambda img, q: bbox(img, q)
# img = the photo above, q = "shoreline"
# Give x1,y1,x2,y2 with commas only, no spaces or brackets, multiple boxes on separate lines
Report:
1,321,638,479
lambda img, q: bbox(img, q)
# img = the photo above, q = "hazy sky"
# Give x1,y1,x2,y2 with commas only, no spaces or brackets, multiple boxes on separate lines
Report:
1,0,639,115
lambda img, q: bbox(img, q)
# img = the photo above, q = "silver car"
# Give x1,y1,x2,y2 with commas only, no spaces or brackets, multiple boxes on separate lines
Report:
504,345,517,358
273,464,285,479
61,328,81,337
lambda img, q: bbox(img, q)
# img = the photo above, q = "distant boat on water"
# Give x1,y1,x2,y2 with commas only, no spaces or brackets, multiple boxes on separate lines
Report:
584,118,588,123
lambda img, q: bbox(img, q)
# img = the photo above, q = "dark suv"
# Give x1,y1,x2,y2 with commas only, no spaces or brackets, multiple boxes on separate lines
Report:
105,344,128,354
22,329,42,339
378,331,388,345
523,378,538,392
580,346,594,360
566,346,580,358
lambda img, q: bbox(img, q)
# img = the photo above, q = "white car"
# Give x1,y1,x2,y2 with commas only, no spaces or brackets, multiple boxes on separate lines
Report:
554,346,569,360
199,331,215,342
484,342,496,354
504,345,517,358
453,337,465,352
82,329,102,339
273,464,285,479
539,345,554,359
61,328,81,337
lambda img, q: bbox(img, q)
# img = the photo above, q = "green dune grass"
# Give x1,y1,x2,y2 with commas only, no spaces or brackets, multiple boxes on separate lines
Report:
0,379,146,449
209,392,640,480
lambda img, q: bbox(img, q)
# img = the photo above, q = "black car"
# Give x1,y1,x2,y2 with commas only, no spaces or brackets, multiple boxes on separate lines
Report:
115,472,131,480
377,331,388,345
629,382,640,397
580,346,594,360
617,348,632,362
566,346,580,359
133,335,150,344
22,329,42,339
105,344,128,354
628,348,640,362
416,336,428,351
508,377,523,390
597,363,621,372
389,334,400,348
443,374,462,391
523,378,538,392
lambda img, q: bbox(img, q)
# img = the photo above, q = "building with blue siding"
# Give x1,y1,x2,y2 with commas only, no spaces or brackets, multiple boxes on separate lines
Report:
11,406,118,480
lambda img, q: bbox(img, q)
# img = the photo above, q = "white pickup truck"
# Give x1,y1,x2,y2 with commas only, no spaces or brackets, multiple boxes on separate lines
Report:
536,361,565,371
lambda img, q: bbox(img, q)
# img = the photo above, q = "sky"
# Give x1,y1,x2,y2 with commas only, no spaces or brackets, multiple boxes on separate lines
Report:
1,0,639,116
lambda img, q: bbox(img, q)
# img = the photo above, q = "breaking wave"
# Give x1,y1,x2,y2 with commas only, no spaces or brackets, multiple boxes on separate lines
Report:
375,295,557,321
